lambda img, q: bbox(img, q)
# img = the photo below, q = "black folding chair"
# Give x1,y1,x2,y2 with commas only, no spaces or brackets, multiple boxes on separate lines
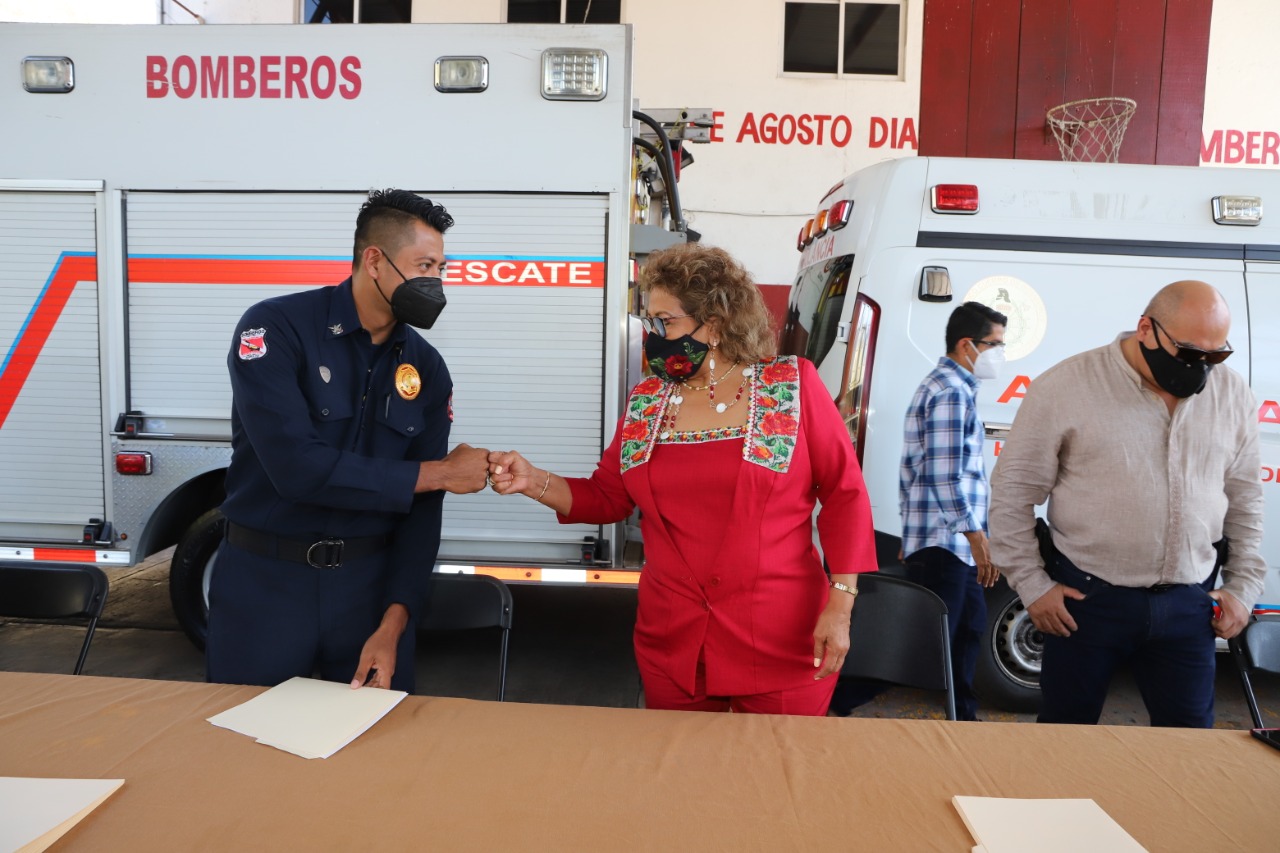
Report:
0,564,109,675
1228,614,1280,729
420,573,513,701
840,573,957,720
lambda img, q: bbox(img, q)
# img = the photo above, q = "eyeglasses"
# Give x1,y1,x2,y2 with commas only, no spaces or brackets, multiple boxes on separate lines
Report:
973,339,1005,350
1149,317,1233,365
636,313,695,338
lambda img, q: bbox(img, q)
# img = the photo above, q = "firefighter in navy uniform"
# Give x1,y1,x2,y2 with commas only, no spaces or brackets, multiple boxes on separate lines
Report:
206,189,488,693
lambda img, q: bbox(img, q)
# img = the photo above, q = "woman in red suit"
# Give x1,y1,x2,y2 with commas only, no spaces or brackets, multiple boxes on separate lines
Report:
487,243,877,715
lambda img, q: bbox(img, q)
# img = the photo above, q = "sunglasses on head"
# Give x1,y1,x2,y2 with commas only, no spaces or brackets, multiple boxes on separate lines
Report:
1149,317,1233,365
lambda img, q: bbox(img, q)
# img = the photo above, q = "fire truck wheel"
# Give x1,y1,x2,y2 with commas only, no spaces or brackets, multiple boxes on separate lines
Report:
974,580,1042,714
169,509,225,650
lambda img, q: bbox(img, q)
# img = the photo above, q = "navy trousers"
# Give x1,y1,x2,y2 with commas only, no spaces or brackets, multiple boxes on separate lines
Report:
1039,554,1216,728
904,547,987,721
206,540,417,693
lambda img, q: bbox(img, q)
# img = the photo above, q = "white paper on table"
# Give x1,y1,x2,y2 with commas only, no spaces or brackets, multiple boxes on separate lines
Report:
207,676,406,759
952,796,1148,853
0,777,124,853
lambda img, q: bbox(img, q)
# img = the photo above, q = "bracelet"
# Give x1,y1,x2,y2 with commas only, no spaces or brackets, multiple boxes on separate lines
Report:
533,470,552,503
829,580,858,598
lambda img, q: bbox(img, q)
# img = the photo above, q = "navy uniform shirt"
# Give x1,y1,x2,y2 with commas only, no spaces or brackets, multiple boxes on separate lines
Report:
221,277,451,617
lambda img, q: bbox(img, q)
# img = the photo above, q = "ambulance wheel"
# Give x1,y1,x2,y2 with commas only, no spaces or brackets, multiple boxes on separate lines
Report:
974,581,1042,713
169,509,224,650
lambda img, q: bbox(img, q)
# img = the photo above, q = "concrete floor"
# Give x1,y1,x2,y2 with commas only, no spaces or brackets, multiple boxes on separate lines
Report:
2,549,1276,729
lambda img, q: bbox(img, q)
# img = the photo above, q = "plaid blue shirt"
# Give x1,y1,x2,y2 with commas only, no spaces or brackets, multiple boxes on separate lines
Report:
899,357,988,565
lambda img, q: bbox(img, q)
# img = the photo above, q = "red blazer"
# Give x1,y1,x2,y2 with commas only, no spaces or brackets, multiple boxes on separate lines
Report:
560,356,877,696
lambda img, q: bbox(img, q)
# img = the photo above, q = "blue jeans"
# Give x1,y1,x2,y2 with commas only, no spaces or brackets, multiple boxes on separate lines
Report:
904,547,987,721
1039,554,1216,728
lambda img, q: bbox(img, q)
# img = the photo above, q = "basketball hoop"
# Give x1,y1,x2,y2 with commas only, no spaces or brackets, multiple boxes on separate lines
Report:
1045,97,1137,163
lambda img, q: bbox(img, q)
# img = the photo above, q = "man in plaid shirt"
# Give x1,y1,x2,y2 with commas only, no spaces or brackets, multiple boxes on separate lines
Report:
899,302,1007,720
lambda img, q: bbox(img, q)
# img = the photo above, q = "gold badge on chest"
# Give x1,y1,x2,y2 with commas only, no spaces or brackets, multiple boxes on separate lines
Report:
395,363,421,400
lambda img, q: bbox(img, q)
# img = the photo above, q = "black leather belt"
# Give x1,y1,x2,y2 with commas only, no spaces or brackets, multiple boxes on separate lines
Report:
1148,583,1183,593
226,522,391,569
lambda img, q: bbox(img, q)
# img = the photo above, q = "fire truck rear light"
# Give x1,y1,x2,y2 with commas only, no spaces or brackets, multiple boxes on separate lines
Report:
837,294,881,464
1212,195,1262,225
931,184,980,214
116,452,152,475
434,57,488,93
541,48,607,101
23,56,74,93
813,209,830,237
827,199,853,230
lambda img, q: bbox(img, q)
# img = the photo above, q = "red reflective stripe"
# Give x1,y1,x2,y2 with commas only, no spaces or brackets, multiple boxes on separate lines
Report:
126,258,350,285
31,548,99,563
0,255,97,430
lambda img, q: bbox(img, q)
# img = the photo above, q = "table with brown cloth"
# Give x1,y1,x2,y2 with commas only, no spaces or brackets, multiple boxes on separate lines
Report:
1,671,1277,851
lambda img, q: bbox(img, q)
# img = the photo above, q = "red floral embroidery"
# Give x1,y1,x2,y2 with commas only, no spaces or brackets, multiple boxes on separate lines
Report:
760,412,799,437
759,396,780,409
751,445,773,460
630,449,647,462
634,377,663,396
761,361,799,385
664,355,695,378
621,419,649,442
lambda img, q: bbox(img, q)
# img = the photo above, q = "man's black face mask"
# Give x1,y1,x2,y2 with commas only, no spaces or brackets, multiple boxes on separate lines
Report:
377,251,447,329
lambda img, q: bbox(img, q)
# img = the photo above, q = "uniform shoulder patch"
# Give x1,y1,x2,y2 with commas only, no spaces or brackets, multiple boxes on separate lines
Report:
238,327,268,361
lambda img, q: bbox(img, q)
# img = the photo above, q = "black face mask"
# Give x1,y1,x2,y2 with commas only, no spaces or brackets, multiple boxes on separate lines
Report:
1139,326,1212,398
377,252,446,329
644,326,708,382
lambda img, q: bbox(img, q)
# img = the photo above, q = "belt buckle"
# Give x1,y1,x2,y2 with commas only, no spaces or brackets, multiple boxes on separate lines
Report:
306,538,344,569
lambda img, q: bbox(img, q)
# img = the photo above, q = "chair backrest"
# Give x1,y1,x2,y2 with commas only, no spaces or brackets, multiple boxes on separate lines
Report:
420,573,513,632
1240,617,1280,676
0,564,109,620
0,564,109,675
840,573,955,718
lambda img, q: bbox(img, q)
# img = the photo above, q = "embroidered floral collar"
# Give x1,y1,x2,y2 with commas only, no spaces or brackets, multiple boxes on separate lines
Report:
618,355,801,474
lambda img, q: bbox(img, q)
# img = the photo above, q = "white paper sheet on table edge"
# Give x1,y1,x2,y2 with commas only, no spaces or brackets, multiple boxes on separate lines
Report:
0,777,124,853
207,676,407,759
952,795,1148,853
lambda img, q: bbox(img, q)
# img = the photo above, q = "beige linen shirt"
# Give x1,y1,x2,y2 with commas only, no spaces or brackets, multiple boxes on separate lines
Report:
989,334,1265,610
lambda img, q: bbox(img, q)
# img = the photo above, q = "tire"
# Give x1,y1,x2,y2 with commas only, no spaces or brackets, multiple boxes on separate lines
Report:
974,580,1043,713
169,509,225,651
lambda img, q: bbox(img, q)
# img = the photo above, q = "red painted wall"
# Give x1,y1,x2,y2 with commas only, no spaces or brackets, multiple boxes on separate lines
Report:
919,0,1212,165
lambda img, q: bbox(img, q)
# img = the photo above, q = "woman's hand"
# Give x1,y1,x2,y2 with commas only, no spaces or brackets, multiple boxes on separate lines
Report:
487,450,536,496
811,598,853,680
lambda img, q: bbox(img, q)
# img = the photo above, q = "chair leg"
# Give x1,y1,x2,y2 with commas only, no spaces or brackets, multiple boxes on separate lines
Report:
939,615,957,721
497,628,509,702
74,616,100,676
1229,636,1264,730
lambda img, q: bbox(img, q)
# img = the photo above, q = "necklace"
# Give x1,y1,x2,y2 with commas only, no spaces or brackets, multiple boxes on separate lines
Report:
681,361,739,392
708,370,748,413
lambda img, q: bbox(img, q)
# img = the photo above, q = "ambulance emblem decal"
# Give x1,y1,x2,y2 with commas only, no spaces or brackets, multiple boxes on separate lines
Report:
238,328,267,361
395,363,421,400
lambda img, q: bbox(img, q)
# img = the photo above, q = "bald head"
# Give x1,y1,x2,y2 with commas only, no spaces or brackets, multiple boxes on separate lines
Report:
1142,280,1231,351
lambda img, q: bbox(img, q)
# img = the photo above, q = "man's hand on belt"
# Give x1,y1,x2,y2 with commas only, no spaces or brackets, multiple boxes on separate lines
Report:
415,443,490,494
1026,583,1085,637
1208,589,1249,639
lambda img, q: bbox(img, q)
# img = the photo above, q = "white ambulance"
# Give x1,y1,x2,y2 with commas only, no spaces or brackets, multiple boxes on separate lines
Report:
0,23,697,645
784,157,1280,710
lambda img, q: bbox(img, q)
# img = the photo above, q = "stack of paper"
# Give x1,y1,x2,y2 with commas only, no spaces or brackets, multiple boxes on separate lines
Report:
952,796,1148,853
207,677,407,759
0,777,123,853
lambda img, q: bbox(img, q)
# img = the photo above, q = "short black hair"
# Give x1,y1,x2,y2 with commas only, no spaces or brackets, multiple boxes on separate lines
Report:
946,301,1008,353
352,189,454,269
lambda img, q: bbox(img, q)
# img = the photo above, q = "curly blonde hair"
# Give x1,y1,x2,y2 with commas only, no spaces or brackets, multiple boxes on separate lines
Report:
640,243,777,365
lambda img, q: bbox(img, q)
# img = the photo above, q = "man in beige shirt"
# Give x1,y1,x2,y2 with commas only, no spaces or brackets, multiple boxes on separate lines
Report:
989,281,1264,727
